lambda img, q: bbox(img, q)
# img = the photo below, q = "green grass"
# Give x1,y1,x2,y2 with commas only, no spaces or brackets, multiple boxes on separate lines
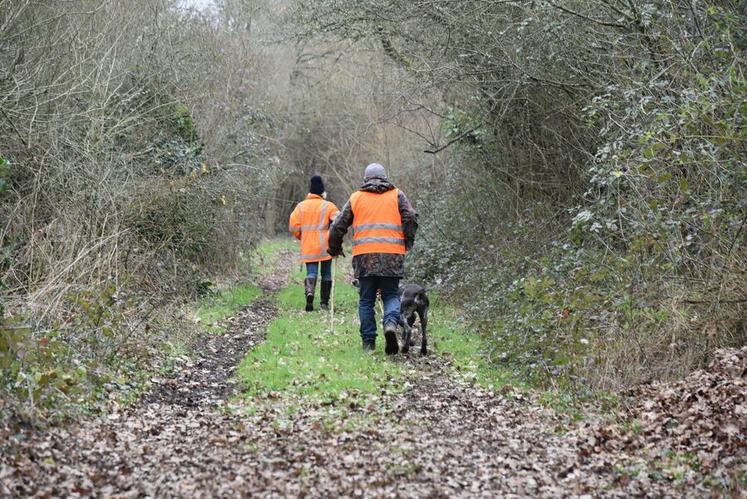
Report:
192,238,294,333
426,293,518,389
237,261,409,404
196,283,262,333
251,237,298,275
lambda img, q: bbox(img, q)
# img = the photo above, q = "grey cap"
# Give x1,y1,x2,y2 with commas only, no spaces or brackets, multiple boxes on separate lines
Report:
363,163,387,180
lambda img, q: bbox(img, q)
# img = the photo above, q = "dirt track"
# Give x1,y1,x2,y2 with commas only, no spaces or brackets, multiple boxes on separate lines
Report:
1,253,744,497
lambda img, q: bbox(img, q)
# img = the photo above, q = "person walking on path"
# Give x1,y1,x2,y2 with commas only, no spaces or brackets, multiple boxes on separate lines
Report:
289,175,340,312
327,163,418,353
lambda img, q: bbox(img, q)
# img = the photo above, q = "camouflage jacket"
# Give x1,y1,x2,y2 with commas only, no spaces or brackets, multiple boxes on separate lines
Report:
328,178,418,279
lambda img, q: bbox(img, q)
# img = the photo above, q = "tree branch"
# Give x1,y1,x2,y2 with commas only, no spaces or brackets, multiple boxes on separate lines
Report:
546,1,628,29
424,124,482,154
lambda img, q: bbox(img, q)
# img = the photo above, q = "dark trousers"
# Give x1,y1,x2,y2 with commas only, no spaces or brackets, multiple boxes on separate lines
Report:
357,276,400,340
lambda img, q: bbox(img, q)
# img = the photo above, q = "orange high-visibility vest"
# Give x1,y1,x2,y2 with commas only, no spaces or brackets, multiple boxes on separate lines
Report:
288,194,339,263
350,188,406,256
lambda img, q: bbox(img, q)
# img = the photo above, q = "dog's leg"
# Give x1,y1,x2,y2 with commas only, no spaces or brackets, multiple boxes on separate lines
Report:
419,307,428,355
407,314,416,346
400,313,411,354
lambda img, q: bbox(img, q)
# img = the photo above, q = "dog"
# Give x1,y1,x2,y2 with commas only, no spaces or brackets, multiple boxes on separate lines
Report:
351,279,429,355
398,283,429,356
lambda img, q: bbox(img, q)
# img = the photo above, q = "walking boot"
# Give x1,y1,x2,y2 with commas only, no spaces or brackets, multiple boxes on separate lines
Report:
384,322,399,355
304,277,316,312
362,338,375,353
319,280,332,311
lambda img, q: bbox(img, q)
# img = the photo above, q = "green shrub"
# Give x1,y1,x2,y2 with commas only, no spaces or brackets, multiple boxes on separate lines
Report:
409,3,746,390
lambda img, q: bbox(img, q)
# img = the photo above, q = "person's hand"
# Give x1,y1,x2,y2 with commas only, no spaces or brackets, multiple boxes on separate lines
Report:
328,247,345,258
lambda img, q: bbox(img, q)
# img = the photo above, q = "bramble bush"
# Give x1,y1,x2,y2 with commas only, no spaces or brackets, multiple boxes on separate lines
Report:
0,1,280,419
408,2,746,390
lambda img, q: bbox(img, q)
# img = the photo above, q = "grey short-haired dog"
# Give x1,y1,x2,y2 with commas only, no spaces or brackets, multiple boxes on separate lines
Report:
398,283,429,356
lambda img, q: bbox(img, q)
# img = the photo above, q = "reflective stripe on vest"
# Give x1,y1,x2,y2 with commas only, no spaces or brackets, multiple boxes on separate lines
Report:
300,252,329,260
350,188,405,256
350,223,403,235
352,237,406,246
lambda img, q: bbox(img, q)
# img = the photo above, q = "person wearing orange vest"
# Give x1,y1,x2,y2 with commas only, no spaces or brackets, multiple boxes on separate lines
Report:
327,163,418,353
289,175,340,312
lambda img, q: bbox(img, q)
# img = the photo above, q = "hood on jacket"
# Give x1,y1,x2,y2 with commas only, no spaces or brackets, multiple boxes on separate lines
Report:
360,177,395,193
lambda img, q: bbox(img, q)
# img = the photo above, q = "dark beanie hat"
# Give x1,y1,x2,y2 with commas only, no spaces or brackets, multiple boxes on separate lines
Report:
309,175,325,195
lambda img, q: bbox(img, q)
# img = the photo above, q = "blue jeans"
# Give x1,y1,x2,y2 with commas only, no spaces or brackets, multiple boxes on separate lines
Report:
358,276,400,341
306,260,332,281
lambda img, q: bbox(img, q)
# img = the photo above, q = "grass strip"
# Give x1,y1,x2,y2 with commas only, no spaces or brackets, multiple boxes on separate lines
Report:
427,293,521,390
237,243,517,406
195,284,262,333
195,239,298,333
237,261,408,404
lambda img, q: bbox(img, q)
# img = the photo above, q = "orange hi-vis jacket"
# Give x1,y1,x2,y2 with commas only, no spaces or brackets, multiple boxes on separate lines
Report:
350,188,406,256
289,194,340,263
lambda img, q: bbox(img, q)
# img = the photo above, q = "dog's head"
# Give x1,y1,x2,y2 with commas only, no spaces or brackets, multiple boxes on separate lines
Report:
399,283,427,315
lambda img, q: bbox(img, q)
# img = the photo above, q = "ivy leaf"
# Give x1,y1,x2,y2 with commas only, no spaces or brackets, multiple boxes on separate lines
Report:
642,143,667,158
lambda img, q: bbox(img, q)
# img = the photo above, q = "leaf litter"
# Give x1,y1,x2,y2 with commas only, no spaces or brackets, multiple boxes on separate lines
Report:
0,253,744,497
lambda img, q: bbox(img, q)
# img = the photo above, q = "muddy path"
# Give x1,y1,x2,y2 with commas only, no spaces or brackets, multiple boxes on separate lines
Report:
1,252,744,497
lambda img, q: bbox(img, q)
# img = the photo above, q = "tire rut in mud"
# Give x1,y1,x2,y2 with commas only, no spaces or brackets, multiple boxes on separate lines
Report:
144,297,276,408
145,249,294,409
